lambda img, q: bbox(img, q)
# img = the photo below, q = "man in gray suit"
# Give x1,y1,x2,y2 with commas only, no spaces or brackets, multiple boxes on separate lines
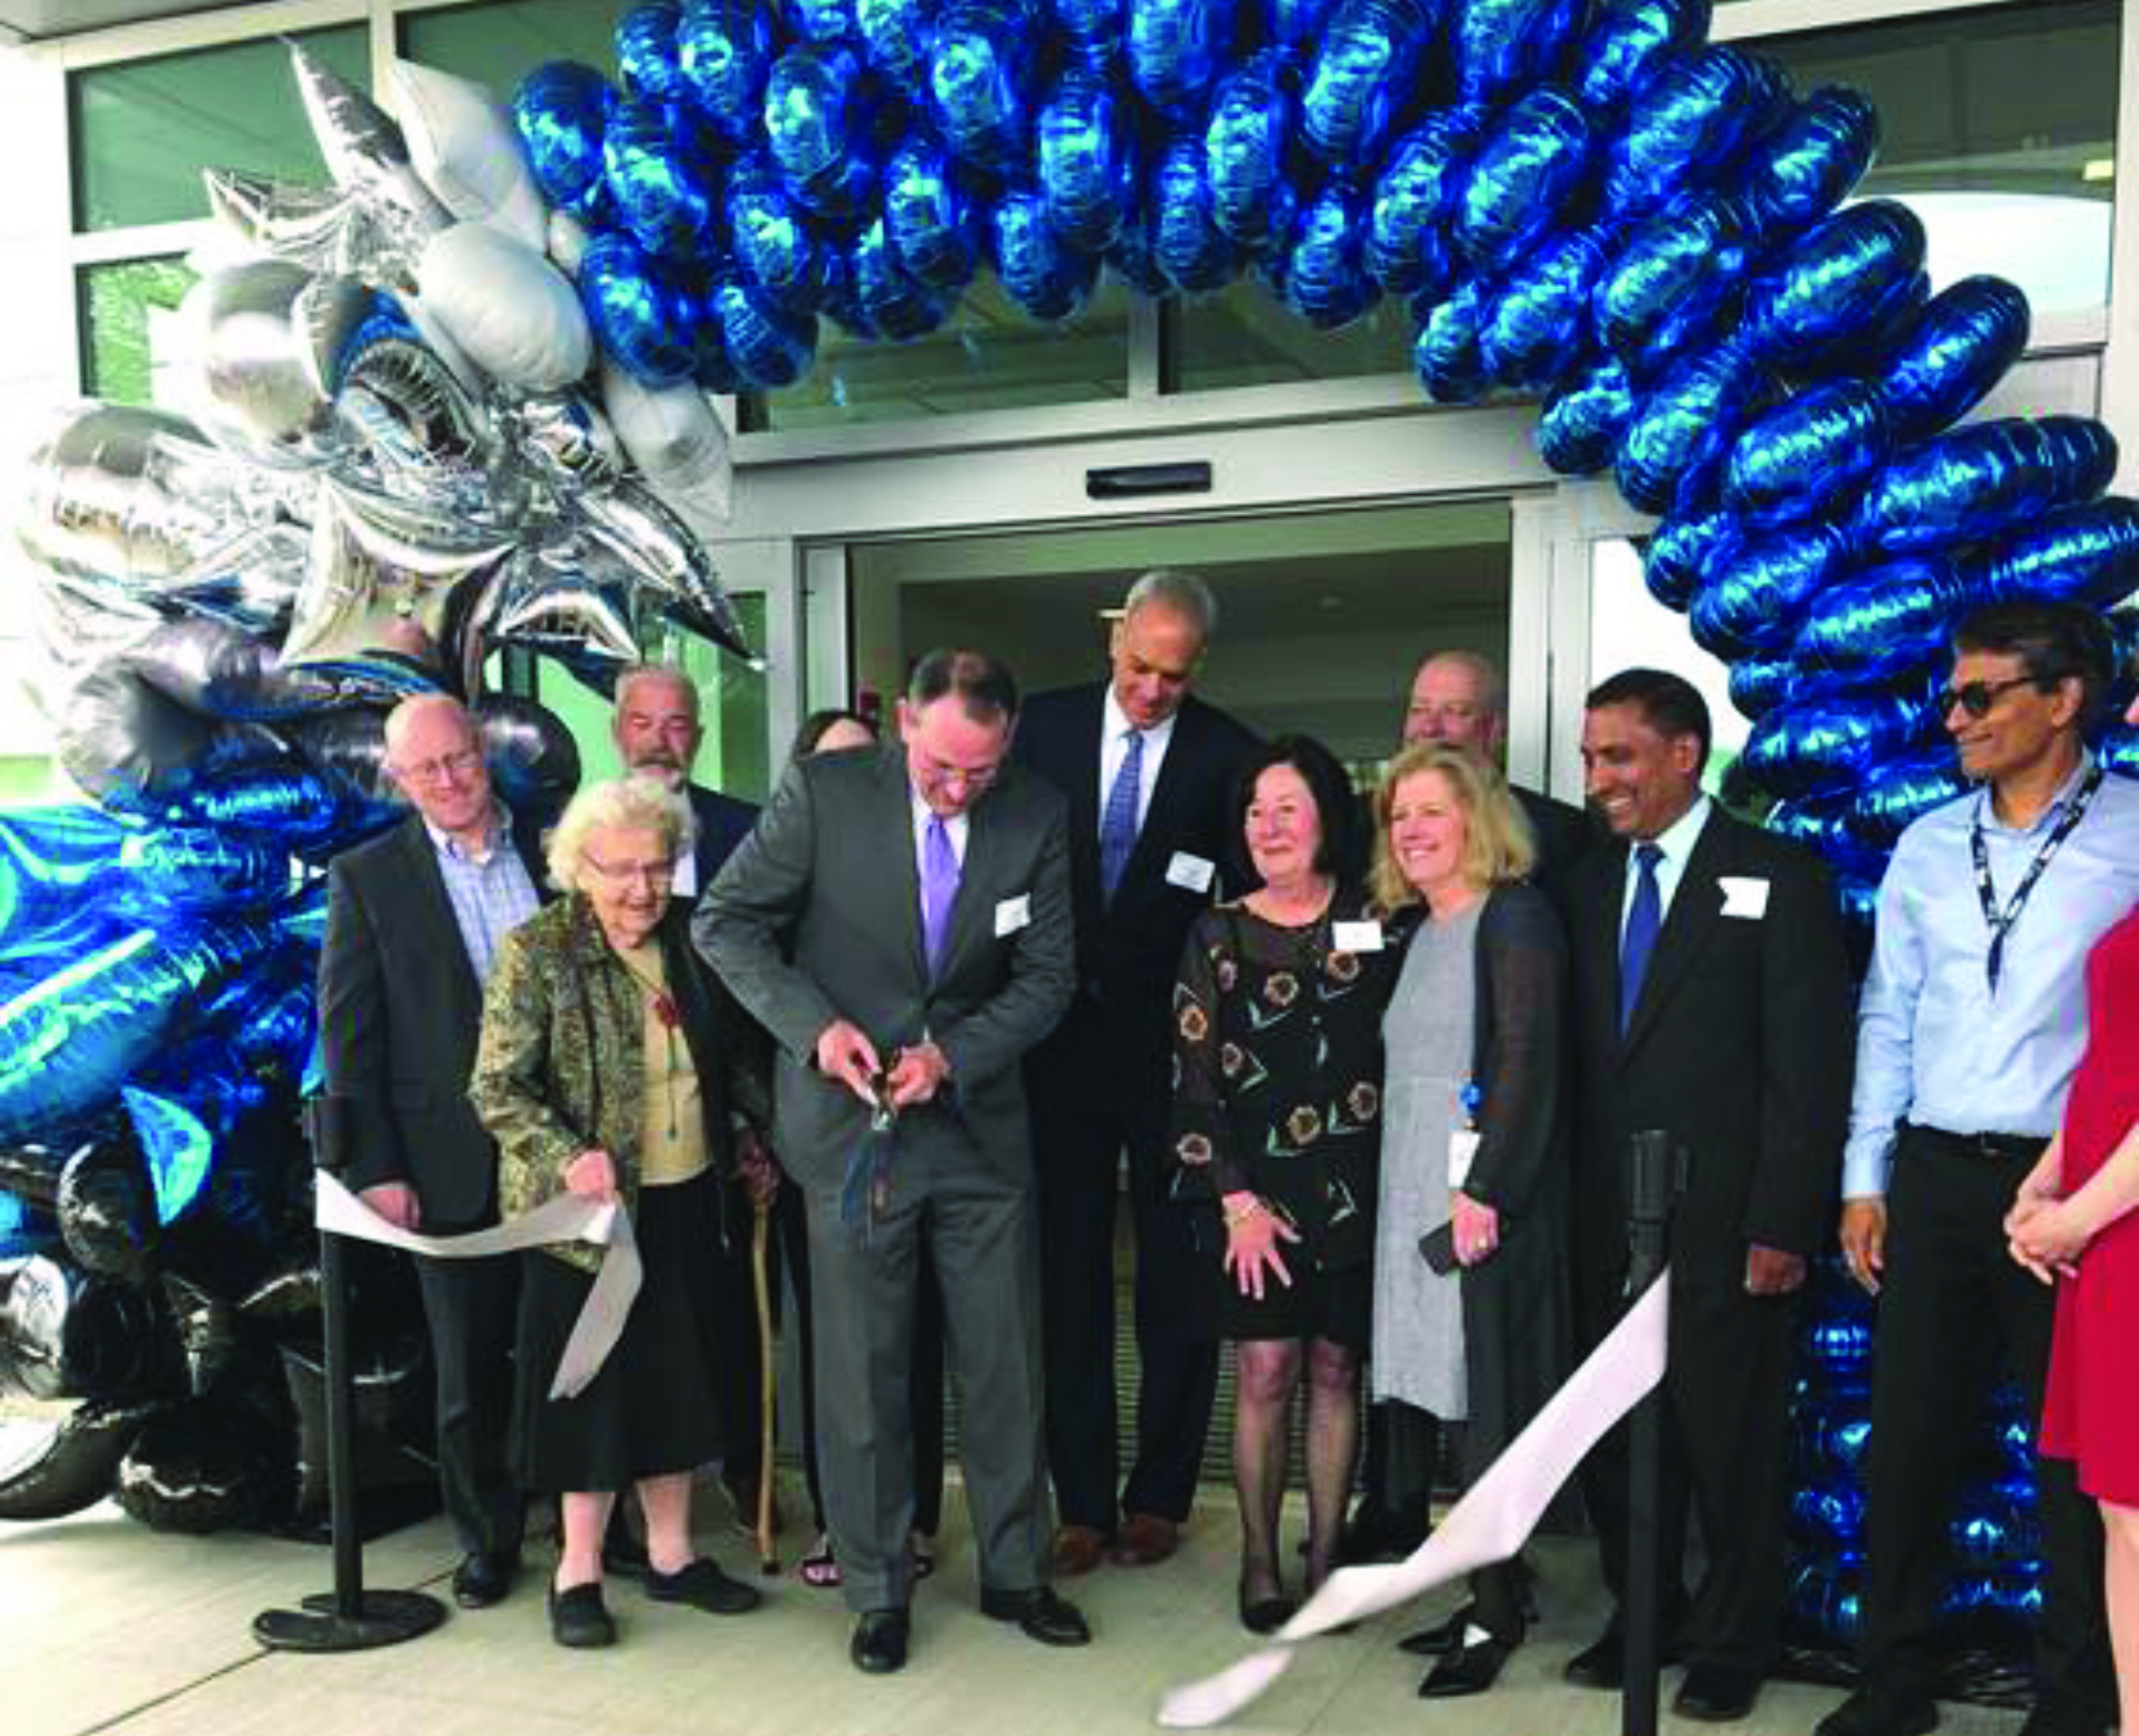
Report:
696,648,1085,1675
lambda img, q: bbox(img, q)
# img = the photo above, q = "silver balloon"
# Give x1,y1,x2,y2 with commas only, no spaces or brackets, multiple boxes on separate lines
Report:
280,476,515,671
573,479,752,659
487,545,641,670
288,42,452,238
332,327,496,501
507,393,624,490
123,617,407,720
203,170,360,277
181,262,366,470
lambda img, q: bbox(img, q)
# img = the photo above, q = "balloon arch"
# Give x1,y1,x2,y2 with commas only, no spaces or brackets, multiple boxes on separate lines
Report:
2,0,2130,1678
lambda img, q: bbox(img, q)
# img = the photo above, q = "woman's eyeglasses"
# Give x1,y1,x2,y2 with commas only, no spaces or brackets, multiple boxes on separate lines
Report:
1941,674,2043,720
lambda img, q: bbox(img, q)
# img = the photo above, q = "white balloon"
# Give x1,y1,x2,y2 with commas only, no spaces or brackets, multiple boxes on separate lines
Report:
599,365,734,529
548,211,592,281
415,222,592,394
390,58,551,252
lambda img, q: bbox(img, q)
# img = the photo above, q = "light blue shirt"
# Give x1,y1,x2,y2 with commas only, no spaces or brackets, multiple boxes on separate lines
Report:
423,804,540,987
1843,756,2139,1197
1619,794,1713,939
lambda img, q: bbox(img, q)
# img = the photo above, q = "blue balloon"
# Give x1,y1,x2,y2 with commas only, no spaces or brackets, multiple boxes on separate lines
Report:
1480,226,1607,389
512,62,618,209
1690,520,1853,658
1742,200,1928,369
857,0,936,95
678,0,778,143
989,188,1100,320
766,46,865,189
1803,1314,1874,1381
1795,556,1970,682
1365,110,1483,296
883,138,980,292
1602,47,1778,224
1285,183,1376,329
1724,382,1893,530
1764,792,1857,853
1877,276,2032,444
1205,51,1295,254
1743,85,1878,233
1729,654,1804,721
1265,0,1335,52
1127,0,1234,117
711,280,818,386
1642,504,1738,610
852,217,950,339
787,0,858,45
1449,0,1583,109
1975,495,2139,610
1857,417,2118,558
1300,0,1431,171
1616,341,1774,518
2099,724,2139,782
1742,692,1919,798
1786,1562,1864,1647
1454,86,1591,272
617,3,687,104
1571,0,1710,116
1594,192,1756,378
604,102,721,258
1539,352,1637,475
1151,132,1233,291
1415,278,1491,405
1790,1479,1867,1546
726,153,828,312
930,0,1035,173
1103,209,1170,298
580,233,701,386
1038,68,1134,253
1054,0,1126,64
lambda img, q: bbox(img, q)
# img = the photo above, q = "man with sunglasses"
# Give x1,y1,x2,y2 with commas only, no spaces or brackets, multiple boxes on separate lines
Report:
1820,600,2139,1736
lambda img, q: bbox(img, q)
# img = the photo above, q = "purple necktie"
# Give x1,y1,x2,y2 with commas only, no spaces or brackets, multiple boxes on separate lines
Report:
921,814,960,973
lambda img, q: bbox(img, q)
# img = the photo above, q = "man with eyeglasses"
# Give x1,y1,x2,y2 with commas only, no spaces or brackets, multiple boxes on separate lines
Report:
1820,600,2138,1736
698,648,1084,1675
318,692,549,1612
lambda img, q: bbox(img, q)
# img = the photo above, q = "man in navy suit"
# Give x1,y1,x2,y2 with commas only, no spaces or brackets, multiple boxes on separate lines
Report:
611,663,773,1527
1013,570,1262,1574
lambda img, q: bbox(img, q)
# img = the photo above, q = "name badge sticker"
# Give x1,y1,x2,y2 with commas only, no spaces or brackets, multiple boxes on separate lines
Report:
995,893,1031,936
1447,1128,1482,1188
1165,852,1217,893
1718,876,1771,920
1332,920,1384,952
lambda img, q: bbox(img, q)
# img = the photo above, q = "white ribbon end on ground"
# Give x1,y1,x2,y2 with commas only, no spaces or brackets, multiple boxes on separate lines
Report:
1156,1272,1673,1728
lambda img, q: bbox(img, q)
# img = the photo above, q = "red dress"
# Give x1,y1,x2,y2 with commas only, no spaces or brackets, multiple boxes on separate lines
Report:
2039,905,2139,1505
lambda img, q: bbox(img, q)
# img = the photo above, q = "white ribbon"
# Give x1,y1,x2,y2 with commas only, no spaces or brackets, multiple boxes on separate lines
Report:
1158,1270,1673,1729
314,1171,642,1400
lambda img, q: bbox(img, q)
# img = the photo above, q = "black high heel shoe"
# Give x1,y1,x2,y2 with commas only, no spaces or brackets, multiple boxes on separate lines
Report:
1417,1624,1516,1698
1237,1573,1296,1635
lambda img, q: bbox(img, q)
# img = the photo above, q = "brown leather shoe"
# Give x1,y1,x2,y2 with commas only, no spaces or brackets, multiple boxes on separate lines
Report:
1051,1524,1108,1577
1111,1513,1180,1567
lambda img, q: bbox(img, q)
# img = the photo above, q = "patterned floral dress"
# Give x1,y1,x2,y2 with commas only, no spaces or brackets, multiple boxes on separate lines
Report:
1170,894,1402,1344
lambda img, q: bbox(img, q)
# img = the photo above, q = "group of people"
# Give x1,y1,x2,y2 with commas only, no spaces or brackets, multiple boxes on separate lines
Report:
315,574,2138,1736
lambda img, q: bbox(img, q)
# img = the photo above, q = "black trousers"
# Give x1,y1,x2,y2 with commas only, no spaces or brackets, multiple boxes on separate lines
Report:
413,1248,524,1559
1860,1127,2113,1721
1033,1068,1218,1532
1578,1262,1799,1674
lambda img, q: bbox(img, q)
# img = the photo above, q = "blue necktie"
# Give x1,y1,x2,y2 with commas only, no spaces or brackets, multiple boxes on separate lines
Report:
1619,842,1664,1035
1099,729,1144,902
921,815,960,974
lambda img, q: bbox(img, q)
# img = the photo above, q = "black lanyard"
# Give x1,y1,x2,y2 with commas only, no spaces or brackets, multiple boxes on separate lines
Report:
1970,762,2105,994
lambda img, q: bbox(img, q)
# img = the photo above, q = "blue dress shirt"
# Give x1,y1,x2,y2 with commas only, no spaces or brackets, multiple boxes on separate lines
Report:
1843,756,2139,1197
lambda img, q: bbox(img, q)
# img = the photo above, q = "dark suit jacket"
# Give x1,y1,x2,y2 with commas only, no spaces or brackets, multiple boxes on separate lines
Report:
688,782,758,888
317,810,549,1230
1568,806,1852,1292
694,745,1074,1191
1012,684,1260,1089
1514,783,1593,894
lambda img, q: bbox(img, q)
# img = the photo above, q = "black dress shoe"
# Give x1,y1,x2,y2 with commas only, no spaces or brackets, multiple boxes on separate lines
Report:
452,1551,518,1609
1562,1626,1680,1689
1674,1664,1762,1722
645,1557,763,1615
2016,1703,2111,1736
1399,1603,1485,1656
1814,1684,1940,1736
851,1608,910,1674
548,1580,616,1648
1418,1630,1514,1699
979,1585,1092,1646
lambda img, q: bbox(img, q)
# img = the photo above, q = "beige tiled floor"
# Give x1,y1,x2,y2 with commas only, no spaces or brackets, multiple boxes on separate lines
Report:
3,1483,2033,1736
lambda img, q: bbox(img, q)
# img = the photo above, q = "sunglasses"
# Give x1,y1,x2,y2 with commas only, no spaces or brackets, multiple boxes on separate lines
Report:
1941,674,2045,720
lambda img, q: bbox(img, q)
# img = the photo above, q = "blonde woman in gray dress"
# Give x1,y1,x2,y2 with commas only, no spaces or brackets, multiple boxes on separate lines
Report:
1370,742,1573,1699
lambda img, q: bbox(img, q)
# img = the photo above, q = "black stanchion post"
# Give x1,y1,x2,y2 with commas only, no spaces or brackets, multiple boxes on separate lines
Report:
253,1096,446,1653
1621,1128,1679,1736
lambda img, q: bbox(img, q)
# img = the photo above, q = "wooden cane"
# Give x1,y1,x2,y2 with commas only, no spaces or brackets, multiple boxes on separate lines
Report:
750,1191,778,1574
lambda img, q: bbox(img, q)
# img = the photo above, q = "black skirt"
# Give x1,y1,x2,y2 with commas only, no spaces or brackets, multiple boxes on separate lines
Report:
1198,1251,1373,1349
511,1168,731,1493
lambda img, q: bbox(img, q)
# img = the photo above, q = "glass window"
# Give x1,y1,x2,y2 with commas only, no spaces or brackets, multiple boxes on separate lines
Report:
1762,0,2118,316
79,255,198,406
1172,279,1414,395
758,278,1132,429
398,0,641,93
70,26,371,234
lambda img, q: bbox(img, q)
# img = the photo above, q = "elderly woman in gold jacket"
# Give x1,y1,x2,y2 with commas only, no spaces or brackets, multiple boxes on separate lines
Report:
471,774,770,1649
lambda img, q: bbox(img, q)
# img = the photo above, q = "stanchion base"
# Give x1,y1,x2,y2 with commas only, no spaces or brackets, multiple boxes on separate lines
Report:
253,1589,447,1653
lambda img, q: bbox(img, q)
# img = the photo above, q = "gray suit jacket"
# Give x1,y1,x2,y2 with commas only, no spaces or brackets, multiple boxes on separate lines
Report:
693,744,1074,1191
